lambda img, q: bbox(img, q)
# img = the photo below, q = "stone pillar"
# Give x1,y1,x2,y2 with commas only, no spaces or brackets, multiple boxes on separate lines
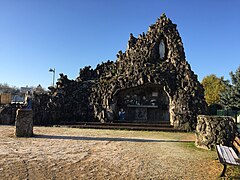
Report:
15,109,33,137
195,115,237,149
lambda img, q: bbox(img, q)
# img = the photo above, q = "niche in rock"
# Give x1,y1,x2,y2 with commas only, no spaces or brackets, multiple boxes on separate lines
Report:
116,84,170,123
159,39,165,59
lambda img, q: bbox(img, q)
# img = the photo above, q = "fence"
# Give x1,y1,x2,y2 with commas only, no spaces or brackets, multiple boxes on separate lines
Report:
217,109,240,123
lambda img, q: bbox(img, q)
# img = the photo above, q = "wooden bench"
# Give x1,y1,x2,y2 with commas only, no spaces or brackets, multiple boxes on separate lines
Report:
216,136,240,177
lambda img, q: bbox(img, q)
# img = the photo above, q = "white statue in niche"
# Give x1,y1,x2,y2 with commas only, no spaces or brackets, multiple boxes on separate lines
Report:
159,39,165,59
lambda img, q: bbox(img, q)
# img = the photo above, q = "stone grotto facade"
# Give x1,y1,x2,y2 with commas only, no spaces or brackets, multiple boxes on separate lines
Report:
31,14,207,130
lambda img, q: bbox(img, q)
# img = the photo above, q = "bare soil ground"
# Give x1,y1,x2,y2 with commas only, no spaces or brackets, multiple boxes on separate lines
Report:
0,125,239,180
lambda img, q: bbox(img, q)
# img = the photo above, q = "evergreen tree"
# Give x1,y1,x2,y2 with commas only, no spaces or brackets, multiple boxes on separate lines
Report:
220,66,240,109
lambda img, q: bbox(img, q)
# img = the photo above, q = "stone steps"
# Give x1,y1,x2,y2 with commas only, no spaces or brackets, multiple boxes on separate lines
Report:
55,122,184,132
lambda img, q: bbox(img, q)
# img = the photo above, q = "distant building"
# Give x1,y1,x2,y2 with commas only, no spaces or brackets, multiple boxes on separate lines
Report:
0,93,12,105
20,86,33,94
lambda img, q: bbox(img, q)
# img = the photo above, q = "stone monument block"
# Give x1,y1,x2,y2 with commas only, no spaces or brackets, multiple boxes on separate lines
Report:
195,115,237,149
15,109,33,137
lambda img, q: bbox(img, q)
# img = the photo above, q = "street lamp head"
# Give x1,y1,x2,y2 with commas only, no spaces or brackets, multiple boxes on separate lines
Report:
49,68,55,72
49,68,56,86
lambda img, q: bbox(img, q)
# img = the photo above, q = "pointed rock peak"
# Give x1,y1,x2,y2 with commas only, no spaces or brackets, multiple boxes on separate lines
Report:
127,33,138,49
160,13,167,18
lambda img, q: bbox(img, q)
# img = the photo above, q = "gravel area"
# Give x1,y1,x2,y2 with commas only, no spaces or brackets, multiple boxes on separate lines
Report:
0,125,230,179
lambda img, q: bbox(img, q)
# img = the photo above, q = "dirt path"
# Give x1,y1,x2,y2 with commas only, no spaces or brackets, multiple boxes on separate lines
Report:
0,125,234,179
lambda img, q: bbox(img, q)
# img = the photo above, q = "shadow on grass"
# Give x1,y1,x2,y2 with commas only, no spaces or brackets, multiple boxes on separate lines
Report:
33,134,194,143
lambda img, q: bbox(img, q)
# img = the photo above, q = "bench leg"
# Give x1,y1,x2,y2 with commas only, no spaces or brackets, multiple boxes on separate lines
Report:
219,164,227,177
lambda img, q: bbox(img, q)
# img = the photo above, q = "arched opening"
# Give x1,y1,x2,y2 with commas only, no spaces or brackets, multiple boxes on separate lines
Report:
115,84,170,123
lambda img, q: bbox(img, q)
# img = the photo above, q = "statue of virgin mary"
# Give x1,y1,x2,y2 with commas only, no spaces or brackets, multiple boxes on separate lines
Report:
159,39,165,59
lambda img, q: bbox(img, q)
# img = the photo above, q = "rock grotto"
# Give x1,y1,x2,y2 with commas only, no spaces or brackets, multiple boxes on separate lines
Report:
32,14,207,130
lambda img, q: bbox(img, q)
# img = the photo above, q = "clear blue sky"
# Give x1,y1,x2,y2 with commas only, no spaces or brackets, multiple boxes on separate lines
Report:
0,0,239,89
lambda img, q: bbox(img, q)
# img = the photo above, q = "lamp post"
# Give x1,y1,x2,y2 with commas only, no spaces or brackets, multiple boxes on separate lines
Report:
49,68,55,86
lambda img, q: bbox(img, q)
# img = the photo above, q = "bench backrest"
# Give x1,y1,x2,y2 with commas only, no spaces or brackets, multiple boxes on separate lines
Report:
233,136,240,155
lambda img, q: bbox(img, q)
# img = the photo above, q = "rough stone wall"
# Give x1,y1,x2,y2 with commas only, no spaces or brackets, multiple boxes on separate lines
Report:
89,14,207,130
32,60,119,125
15,109,33,137
32,73,95,125
0,104,21,124
195,115,238,149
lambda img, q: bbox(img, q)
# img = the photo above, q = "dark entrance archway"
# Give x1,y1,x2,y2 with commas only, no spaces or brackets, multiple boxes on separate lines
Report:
116,84,170,123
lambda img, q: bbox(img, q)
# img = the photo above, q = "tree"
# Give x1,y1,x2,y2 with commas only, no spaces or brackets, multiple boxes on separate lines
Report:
201,74,226,105
220,66,240,110
0,83,20,94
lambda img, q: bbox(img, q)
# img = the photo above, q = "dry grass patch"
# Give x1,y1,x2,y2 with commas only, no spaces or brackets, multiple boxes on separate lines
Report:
0,125,239,179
